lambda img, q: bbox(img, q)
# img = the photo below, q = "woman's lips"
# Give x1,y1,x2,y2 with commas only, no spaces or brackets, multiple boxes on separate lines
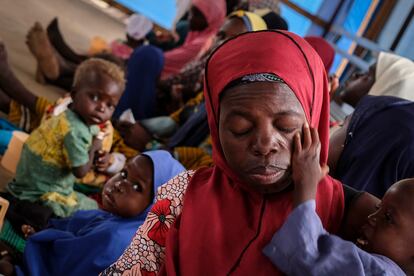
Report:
247,166,287,184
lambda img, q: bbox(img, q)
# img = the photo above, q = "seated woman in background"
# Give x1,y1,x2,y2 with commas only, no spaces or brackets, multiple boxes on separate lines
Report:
101,31,375,275
116,31,335,171
27,0,226,91
116,10,269,147
336,52,414,107
0,151,185,276
328,95,414,198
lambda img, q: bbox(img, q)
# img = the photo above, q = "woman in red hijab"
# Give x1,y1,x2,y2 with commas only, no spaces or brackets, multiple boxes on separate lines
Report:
101,31,364,275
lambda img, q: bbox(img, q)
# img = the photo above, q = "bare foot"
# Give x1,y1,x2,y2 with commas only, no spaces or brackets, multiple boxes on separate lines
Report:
26,22,59,80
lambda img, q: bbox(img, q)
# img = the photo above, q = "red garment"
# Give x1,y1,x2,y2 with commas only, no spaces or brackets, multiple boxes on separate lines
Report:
305,36,335,72
161,0,226,79
162,31,344,275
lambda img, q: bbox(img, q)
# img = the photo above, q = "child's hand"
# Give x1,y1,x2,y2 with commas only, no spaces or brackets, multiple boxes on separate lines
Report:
328,74,339,99
95,150,112,172
292,123,329,207
91,137,103,153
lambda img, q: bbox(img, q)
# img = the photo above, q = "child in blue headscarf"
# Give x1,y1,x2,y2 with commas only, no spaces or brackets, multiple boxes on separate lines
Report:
12,150,185,276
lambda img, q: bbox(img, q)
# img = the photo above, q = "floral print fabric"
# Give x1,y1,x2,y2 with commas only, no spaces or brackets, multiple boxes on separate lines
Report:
100,170,194,275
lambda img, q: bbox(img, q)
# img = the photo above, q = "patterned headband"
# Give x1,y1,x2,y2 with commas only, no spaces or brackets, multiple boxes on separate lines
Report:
223,73,285,91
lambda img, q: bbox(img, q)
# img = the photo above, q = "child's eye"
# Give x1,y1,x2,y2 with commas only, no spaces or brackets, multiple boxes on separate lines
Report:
384,212,394,224
132,183,142,192
120,170,128,179
90,94,99,102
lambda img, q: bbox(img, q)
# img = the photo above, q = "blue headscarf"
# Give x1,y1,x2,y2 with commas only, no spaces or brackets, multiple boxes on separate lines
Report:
334,95,414,197
16,150,185,276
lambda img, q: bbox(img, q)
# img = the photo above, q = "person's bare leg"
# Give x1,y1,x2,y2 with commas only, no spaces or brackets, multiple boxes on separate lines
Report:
47,18,88,64
26,22,59,80
0,41,37,112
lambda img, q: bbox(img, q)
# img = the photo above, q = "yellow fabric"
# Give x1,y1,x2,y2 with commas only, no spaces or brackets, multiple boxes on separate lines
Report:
40,191,78,207
8,97,52,132
175,147,213,170
26,113,71,167
88,36,110,55
230,10,268,31
7,96,115,187
111,129,139,159
170,91,205,123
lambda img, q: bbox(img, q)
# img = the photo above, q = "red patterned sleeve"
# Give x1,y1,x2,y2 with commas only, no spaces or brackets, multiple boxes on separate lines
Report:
100,170,195,276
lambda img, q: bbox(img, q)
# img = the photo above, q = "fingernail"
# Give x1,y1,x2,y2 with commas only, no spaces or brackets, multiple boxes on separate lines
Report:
304,123,309,128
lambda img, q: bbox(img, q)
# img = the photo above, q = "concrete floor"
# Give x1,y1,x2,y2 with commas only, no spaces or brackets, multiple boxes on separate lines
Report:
0,0,126,186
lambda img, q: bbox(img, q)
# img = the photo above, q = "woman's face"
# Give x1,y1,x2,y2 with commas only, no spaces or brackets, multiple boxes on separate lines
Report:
340,65,376,107
219,82,307,193
102,155,153,217
214,17,247,46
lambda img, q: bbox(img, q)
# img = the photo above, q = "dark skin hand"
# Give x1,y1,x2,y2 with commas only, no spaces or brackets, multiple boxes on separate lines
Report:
72,137,102,178
291,123,381,247
95,150,112,172
116,121,153,152
291,123,329,207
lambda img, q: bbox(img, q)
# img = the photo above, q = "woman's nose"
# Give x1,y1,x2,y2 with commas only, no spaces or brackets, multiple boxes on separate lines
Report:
252,124,279,156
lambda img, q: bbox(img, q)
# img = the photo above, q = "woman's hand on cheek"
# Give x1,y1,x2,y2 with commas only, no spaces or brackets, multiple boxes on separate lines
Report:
291,123,329,207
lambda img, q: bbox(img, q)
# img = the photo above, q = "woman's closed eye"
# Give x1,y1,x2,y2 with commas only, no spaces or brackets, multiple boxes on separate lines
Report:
277,126,297,134
230,127,252,137
275,117,301,134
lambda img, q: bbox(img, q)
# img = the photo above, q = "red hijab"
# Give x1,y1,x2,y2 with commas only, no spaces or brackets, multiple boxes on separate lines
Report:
162,31,344,275
304,36,335,72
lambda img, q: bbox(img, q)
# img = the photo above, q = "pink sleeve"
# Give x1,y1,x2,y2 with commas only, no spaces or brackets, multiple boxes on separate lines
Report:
161,36,210,79
100,170,195,275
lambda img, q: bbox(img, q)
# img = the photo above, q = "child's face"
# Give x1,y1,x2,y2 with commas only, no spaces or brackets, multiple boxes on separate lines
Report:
358,179,414,268
101,155,153,217
71,71,123,125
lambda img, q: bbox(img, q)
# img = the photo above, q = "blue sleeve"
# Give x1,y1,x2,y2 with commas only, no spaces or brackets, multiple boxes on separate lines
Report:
49,210,107,232
263,200,404,276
